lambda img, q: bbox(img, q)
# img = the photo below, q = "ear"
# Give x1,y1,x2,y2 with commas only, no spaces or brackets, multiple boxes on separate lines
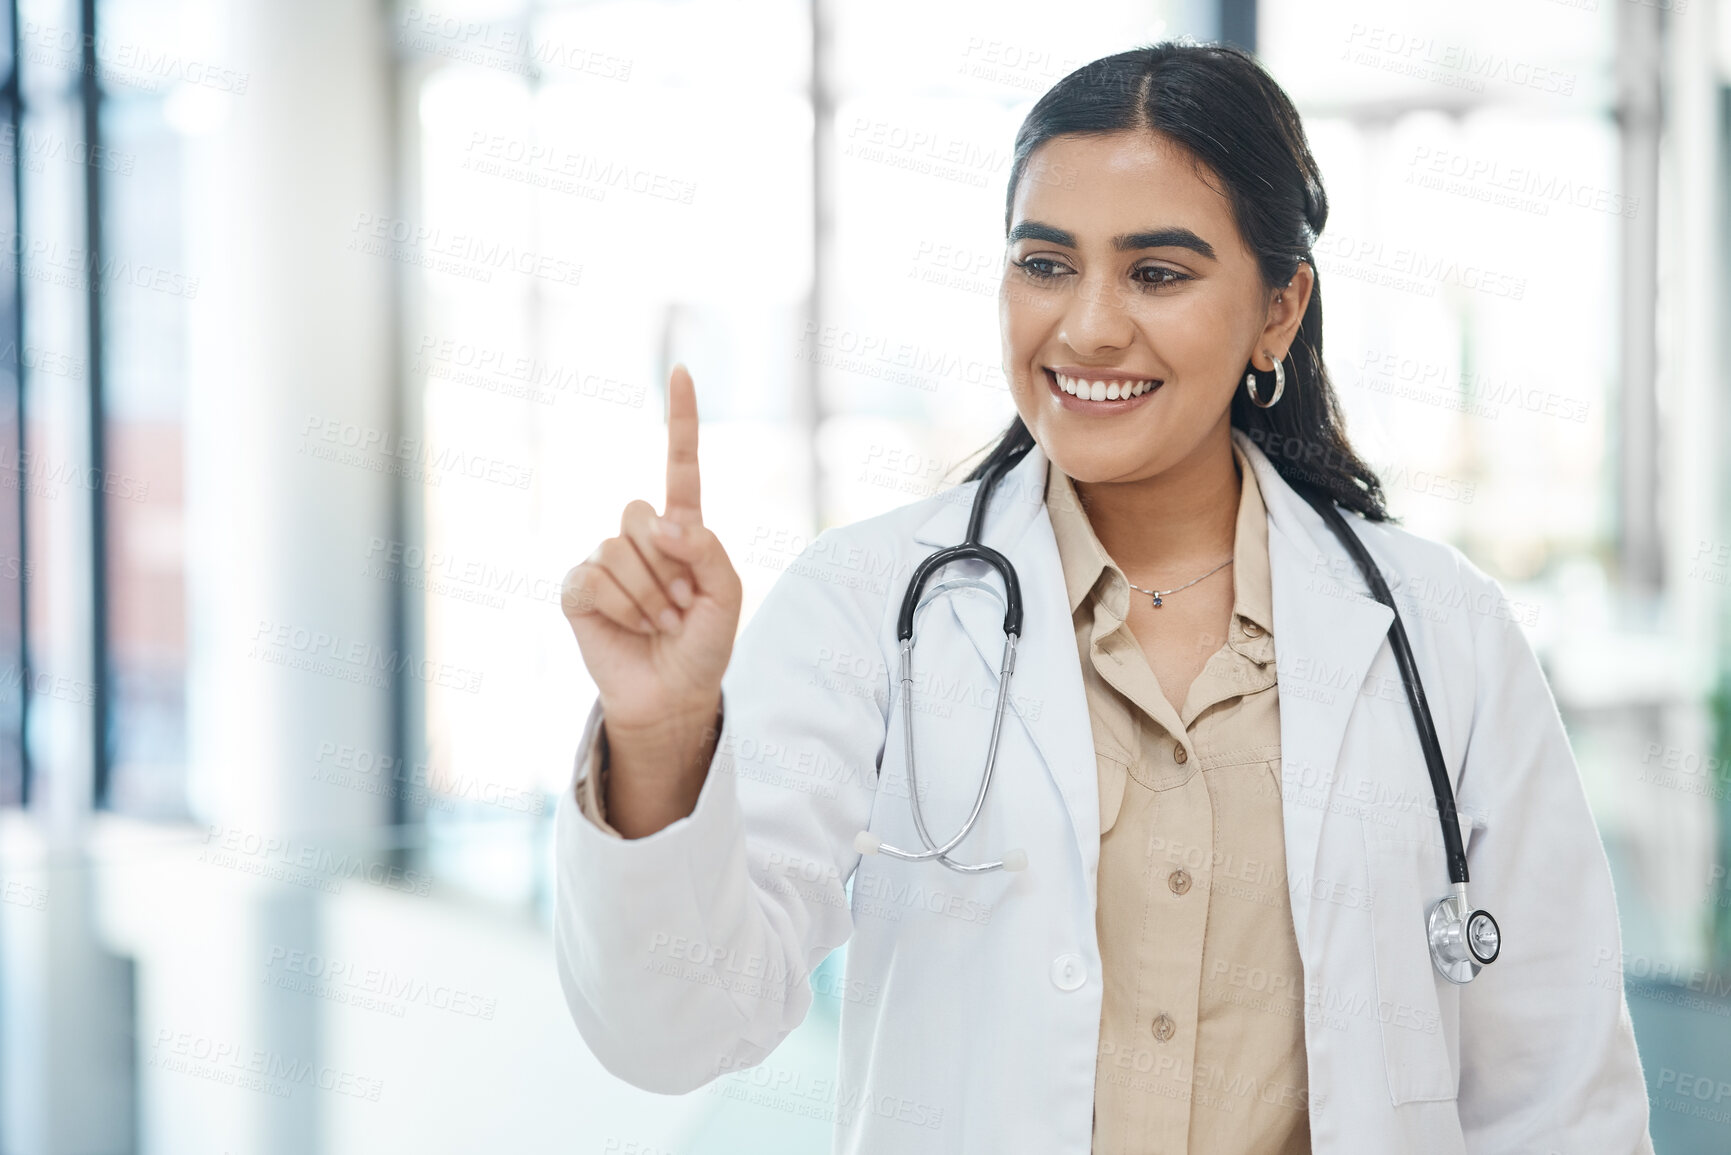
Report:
1253,260,1315,370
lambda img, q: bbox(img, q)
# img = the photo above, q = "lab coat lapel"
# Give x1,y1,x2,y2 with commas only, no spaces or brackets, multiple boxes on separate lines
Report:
1234,428,1394,959
909,442,1102,883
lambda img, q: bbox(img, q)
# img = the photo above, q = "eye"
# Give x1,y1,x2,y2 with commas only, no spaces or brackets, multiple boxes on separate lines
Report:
1133,265,1190,289
1011,256,1070,281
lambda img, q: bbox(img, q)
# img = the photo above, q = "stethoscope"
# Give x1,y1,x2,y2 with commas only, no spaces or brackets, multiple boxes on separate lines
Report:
853,440,1502,984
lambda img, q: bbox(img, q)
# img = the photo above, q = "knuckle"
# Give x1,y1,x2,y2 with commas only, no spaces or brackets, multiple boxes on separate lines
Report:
628,530,673,571
597,536,630,567
631,579,669,611
599,586,637,621
561,570,600,617
564,567,598,606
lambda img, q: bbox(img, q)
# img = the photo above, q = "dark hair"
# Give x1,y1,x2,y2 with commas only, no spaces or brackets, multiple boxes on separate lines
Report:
964,40,1391,522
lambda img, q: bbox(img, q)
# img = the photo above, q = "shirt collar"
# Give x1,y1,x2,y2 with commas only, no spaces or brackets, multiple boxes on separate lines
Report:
1044,440,1275,649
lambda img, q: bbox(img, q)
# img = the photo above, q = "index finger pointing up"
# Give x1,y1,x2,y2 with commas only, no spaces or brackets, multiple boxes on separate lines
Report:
664,362,702,521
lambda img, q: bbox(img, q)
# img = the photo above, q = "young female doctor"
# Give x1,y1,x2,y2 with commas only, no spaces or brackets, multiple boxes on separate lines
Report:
555,42,1653,1155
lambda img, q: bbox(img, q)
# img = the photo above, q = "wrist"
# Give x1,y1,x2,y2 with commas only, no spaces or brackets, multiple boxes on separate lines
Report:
604,697,723,767
600,696,724,837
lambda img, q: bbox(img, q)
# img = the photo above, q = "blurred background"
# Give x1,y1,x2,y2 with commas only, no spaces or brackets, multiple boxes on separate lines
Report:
0,0,1726,1151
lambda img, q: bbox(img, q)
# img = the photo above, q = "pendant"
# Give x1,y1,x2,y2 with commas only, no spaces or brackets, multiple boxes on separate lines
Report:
1150,592,1163,608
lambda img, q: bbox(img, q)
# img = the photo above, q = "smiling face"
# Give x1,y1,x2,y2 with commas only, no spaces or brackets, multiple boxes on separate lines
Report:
1000,130,1305,486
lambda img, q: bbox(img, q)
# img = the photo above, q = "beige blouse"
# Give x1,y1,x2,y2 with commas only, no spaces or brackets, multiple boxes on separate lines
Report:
574,442,1310,1152
1046,441,1309,1154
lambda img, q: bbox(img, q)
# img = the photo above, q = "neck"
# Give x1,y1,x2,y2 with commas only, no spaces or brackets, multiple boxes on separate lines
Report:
1072,426,1241,579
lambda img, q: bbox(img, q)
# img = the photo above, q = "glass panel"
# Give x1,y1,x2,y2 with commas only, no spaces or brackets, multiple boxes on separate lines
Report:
18,0,84,105
0,85,23,807
95,47,190,817
15,41,94,816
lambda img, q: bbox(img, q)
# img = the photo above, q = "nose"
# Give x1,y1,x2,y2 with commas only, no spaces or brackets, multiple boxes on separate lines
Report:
1057,272,1132,356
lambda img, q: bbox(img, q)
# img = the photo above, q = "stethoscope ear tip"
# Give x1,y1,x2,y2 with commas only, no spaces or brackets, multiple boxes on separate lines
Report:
1000,849,1028,873
854,831,883,856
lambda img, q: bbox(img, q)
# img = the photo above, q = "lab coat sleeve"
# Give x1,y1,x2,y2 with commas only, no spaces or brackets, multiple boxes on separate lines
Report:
1450,558,1654,1153
552,530,886,1094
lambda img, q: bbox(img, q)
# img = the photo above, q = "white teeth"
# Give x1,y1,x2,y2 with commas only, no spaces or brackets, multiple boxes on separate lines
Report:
1052,371,1156,401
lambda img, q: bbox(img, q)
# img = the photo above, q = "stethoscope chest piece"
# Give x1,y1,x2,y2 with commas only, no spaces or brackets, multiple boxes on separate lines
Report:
1427,883,1501,984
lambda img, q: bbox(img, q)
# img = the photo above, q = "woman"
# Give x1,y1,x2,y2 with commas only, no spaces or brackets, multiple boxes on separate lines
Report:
555,42,1652,1155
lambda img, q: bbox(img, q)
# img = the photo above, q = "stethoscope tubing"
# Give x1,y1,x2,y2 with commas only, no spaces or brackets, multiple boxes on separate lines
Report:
886,632,1021,873
874,445,1032,873
1293,486,1471,886
863,444,1494,980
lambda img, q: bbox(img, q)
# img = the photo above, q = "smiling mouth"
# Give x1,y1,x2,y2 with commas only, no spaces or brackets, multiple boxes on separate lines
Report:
1045,367,1163,405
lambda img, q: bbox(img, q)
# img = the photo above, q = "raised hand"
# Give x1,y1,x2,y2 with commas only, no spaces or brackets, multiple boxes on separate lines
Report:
561,364,743,834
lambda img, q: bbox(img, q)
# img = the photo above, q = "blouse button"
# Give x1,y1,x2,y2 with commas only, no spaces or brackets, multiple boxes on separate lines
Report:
1151,1013,1176,1042
1172,743,1188,765
1243,619,1265,638
1168,868,1191,896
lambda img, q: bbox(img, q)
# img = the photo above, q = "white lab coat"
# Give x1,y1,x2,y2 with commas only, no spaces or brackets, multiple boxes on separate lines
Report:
553,428,1653,1154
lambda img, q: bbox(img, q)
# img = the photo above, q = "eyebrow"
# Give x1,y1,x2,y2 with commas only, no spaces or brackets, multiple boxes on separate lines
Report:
1006,220,1217,261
